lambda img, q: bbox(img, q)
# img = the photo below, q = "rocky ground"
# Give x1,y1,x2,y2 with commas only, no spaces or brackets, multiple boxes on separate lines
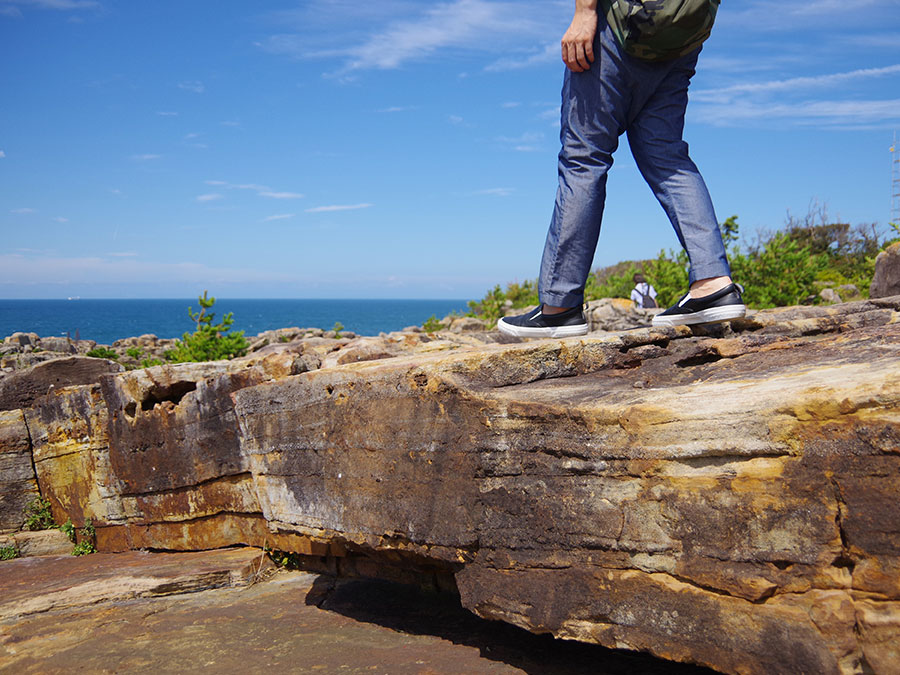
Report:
2,294,899,674
0,547,712,674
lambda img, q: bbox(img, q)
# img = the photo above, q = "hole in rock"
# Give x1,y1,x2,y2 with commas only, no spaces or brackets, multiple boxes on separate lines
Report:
141,381,198,412
124,401,137,418
832,554,856,572
675,352,723,368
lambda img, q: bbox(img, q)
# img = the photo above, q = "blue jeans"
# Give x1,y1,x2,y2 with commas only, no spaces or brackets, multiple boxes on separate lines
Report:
539,20,731,308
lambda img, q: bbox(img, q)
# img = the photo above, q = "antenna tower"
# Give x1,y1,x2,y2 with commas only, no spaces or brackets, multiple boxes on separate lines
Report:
892,131,900,227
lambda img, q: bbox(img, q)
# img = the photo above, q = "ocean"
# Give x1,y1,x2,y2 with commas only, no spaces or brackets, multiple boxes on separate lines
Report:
0,299,471,345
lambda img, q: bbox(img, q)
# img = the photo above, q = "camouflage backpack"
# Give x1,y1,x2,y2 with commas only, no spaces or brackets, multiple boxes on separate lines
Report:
601,0,721,62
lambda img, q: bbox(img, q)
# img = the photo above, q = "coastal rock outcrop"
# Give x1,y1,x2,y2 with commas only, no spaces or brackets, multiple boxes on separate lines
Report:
870,241,900,299
2,298,899,674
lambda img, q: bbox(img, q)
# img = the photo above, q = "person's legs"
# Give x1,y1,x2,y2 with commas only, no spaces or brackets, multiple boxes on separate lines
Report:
538,22,631,310
625,51,732,289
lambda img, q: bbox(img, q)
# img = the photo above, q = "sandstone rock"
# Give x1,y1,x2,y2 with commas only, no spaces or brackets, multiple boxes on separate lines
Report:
0,529,73,557
0,356,123,412
820,287,842,304
0,547,271,621
0,409,38,532
837,284,860,299
15,297,900,674
586,297,658,332
36,336,77,354
870,242,900,298
448,317,487,333
4,332,39,348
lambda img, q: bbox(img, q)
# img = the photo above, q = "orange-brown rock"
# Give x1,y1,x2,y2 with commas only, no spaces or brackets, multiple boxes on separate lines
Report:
9,297,900,674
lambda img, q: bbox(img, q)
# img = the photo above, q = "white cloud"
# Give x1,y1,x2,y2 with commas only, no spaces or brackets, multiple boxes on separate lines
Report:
131,153,161,161
485,43,558,72
259,191,304,199
694,98,900,128
474,187,515,197
448,115,464,125
53,216,68,223
693,64,900,104
205,180,304,200
178,80,205,94
196,193,223,202
157,111,178,117
0,150,5,158
305,203,373,213
0,0,99,14
0,253,292,285
261,213,295,222
496,131,544,151
376,106,416,113
260,0,568,73
10,207,35,214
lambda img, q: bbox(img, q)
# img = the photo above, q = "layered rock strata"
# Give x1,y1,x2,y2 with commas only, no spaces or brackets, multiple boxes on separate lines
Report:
2,298,899,674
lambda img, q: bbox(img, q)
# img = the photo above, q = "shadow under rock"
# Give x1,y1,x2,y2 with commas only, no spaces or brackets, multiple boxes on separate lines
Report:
306,576,720,675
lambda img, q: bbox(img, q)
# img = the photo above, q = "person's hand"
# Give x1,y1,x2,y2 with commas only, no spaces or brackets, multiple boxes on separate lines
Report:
561,9,597,72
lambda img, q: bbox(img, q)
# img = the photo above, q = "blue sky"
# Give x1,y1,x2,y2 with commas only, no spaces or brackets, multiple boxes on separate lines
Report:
2,0,899,300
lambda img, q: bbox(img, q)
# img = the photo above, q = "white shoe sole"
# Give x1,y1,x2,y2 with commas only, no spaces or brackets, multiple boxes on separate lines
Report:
497,317,589,338
651,304,747,327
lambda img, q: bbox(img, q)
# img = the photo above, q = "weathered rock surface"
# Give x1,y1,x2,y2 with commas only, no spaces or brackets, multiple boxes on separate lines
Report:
870,241,900,299
0,356,122,412
0,409,38,532
0,554,706,675
0,529,73,557
3,297,900,674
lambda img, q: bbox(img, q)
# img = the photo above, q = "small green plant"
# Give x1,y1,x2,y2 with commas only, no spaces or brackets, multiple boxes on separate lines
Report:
422,314,445,333
332,321,344,338
24,497,54,531
0,544,19,560
86,346,119,360
279,334,292,343
72,519,96,556
59,518,76,543
264,545,303,570
141,357,165,368
165,291,248,363
125,346,143,359
72,540,95,556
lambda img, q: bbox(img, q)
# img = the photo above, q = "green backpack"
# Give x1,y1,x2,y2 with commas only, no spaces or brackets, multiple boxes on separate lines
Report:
602,0,721,62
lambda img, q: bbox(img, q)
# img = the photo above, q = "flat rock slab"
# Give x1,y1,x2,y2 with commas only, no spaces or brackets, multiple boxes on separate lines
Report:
0,556,711,675
0,547,269,620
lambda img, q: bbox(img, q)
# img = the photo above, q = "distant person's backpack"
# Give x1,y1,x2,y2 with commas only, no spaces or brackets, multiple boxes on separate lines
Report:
603,0,721,62
638,283,658,309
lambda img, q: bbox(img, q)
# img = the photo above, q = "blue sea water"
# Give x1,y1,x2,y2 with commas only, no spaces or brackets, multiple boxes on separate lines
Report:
0,299,470,345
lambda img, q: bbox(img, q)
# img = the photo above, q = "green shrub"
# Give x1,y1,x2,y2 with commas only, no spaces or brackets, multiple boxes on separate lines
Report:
166,291,248,363
125,347,143,359
24,497,54,531
422,315,445,333
332,321,344,338
71,519,96,556
0,544,18,560
59,518,76,543
86,346,118,360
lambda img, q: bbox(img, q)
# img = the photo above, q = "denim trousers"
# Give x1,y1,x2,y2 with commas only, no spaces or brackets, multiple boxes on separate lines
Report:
538,21,731,308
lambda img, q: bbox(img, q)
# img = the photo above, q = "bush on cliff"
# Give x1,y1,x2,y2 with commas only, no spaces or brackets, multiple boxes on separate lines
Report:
468,212,898,316
165,291,248,363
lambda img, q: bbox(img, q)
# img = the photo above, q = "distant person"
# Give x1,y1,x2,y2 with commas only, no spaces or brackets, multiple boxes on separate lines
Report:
630,273,657,308
499,0,746,338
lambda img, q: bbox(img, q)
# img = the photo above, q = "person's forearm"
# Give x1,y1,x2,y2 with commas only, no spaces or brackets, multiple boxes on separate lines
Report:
574,0,597,14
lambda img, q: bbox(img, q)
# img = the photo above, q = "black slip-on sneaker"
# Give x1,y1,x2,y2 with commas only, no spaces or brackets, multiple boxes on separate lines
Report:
497,304,589,338
651,283,746,327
